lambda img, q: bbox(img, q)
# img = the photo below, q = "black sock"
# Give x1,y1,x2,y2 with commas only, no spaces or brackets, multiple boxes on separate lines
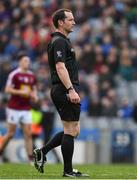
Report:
61,134,74,173
41,131,64,155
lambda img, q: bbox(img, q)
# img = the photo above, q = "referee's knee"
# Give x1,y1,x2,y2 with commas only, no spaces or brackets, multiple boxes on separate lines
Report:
67,129,80,138
63,122,80,137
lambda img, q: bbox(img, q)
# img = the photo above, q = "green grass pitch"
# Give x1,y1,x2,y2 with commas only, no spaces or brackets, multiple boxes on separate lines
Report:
0,163,137,179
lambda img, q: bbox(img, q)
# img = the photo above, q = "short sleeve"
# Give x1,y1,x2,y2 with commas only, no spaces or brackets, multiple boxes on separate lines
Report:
6,73,16,87
54,38,66,63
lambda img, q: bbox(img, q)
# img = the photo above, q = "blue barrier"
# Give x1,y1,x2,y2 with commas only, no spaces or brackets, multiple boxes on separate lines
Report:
0,126,100,143
111,130,134,163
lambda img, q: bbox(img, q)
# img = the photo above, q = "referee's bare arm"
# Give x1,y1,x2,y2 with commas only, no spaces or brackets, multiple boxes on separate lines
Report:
56,62,80,104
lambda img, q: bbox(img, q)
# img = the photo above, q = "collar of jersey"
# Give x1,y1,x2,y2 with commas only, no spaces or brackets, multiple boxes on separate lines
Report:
51,32,68,40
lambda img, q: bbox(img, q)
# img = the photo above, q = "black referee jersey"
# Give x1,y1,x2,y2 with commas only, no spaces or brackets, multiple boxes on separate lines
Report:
47,32,79,86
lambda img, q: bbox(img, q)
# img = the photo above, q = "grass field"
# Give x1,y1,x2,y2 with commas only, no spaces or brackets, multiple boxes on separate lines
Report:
0,163,137,179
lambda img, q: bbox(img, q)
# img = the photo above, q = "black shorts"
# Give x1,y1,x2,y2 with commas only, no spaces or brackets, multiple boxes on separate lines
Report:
51,84,81,121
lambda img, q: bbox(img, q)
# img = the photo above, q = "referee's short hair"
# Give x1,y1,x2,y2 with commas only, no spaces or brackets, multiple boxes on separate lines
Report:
52,8,72,28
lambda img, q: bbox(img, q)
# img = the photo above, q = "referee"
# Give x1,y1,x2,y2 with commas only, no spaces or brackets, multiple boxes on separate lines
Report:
33,9,89,178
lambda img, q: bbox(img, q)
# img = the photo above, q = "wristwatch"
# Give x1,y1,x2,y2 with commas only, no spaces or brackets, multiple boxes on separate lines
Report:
67,86,74,92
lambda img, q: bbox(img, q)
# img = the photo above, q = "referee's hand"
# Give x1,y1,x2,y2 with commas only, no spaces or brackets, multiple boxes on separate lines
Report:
68,89,80,104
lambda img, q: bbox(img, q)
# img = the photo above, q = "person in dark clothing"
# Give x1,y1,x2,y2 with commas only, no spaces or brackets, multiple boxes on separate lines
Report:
33,8,89,178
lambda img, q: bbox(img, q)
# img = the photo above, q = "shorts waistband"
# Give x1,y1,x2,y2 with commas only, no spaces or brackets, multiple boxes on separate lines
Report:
52,82,79,86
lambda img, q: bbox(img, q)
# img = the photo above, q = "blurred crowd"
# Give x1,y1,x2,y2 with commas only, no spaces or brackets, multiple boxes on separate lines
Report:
1,0,137,124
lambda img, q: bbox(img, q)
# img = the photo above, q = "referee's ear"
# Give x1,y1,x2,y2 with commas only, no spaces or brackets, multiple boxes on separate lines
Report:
58,19,64,27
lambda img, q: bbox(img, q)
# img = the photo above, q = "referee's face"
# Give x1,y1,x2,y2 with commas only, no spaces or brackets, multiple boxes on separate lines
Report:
63,11,75,33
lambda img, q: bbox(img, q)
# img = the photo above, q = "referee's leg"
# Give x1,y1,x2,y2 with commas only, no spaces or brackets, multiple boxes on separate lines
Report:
61,120,80,173
61,120,89,177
